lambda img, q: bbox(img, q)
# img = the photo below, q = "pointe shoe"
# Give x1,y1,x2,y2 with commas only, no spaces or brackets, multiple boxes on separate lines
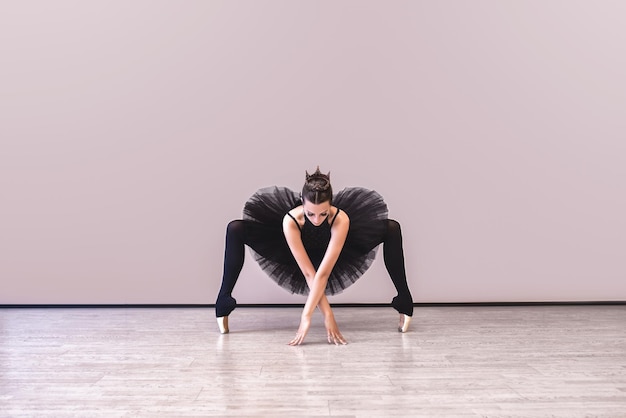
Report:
398,314,411,333
217,316,229,334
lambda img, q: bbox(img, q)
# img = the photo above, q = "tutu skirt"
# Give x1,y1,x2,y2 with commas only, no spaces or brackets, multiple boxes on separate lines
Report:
242,186,388,295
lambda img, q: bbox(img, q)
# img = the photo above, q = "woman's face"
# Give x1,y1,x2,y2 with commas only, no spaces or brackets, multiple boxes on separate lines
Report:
302,199,331,226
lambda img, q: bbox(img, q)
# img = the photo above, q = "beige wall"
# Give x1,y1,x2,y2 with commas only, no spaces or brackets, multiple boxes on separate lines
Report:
1,1,625,304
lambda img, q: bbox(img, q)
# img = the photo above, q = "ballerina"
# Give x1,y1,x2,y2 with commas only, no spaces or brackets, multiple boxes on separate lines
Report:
215,167,414,344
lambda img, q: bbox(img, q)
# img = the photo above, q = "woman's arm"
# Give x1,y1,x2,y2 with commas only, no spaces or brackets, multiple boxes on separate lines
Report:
282,213,333,313
283,210,349,345
282,213,316,282
300,211,349,317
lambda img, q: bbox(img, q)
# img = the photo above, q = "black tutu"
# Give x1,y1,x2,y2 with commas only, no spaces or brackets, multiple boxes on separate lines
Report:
242,186,388,295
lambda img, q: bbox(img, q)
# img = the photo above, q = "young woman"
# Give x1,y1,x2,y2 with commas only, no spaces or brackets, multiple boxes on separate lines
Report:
215,167,414,345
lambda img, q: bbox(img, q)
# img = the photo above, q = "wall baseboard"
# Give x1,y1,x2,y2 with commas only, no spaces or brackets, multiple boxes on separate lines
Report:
1,301,625,309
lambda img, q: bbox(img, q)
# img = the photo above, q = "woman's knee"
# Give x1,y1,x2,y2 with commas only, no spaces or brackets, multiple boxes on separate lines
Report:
387,219,402,237
226,219,246,237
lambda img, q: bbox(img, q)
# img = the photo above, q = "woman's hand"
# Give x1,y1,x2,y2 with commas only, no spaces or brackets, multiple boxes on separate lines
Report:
288,314,312,346
324,313,347,345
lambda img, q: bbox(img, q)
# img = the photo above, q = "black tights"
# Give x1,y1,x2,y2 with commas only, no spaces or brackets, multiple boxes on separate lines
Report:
215,219,414,317
383,220,414,317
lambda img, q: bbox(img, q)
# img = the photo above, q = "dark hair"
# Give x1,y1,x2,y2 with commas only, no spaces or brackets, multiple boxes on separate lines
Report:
302,166,332,204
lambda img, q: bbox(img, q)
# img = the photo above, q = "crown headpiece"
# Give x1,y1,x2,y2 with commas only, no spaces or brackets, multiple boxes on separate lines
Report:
305,166,330,182
304,166,331,194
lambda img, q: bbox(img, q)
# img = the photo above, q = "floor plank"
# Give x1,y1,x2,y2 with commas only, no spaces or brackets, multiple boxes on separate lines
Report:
1,305,625,417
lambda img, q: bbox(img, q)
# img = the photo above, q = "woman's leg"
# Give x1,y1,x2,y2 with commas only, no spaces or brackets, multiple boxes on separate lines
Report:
383,219,414,318
215,220,248,319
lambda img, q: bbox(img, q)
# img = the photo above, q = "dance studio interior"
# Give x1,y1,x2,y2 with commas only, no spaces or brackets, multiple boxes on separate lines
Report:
1,1,624,417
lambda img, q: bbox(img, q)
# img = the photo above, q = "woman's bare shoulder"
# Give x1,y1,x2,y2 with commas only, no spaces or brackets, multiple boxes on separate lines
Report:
287,205,303,217
284,205,304,226
333,206,349,225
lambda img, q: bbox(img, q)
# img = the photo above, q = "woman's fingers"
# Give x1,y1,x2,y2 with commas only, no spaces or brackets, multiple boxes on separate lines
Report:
288,333,305,346
327,332,347,345
288,316,312,345
288,332,347,345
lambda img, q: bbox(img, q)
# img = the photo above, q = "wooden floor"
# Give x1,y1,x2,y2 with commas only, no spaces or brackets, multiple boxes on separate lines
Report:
1,305,625,417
